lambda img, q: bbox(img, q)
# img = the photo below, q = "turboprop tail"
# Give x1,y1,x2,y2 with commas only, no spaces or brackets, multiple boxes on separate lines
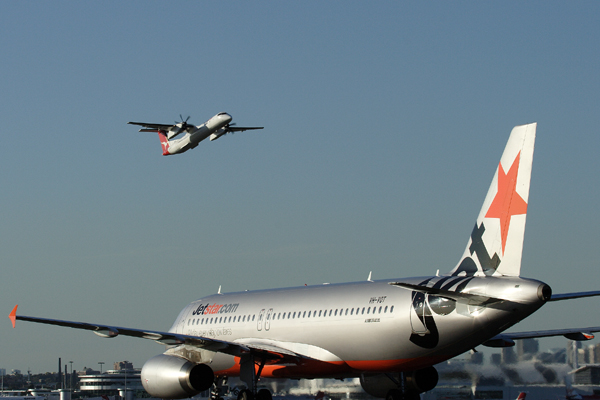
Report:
158,131,171,156
450,123,537,277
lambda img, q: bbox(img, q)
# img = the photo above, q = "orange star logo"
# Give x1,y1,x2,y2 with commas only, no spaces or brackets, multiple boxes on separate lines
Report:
485,152,528,254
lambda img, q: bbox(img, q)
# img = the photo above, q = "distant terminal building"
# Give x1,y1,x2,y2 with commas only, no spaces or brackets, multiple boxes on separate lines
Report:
114,361,133,371
78,369,144,399
572,365,600,385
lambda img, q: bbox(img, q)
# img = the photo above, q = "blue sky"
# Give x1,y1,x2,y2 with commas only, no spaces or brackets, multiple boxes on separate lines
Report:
1,2,599,374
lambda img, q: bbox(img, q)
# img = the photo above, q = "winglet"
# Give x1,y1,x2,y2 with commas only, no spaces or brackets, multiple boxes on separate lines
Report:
9,305,17,328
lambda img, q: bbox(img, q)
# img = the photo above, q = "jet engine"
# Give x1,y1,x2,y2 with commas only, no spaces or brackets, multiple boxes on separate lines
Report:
360,367,438,398
141,354,214,399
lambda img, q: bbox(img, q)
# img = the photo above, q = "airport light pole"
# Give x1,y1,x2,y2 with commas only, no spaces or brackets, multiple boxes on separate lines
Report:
69,361,73,396
98,362,104,374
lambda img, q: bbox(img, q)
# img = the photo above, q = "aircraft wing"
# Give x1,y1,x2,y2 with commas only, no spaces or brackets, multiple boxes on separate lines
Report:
9,306,305,364
127,121,173,132
226,126,264,133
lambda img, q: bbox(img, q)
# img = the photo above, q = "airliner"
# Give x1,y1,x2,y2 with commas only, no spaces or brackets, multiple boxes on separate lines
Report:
10,123,600,400
128,113,263,155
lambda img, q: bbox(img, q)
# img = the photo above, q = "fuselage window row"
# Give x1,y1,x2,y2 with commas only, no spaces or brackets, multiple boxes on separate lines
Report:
186,305,394,328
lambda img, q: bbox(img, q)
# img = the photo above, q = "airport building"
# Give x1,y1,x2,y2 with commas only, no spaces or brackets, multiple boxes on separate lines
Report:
78,369,143,400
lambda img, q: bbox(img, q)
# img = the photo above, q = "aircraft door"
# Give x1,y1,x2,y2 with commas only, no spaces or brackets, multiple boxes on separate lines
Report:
257,309,265,331
265,308,273,331
409,292,430,334
176,305,194,334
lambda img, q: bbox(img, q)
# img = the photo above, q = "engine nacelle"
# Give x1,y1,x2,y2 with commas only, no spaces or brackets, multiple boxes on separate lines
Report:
405,366,439,394
141,354,214,399
209,128,227,141
360,367,438,398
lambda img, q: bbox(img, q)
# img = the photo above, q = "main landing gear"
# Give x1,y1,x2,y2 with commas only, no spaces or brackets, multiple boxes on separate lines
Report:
385,388,420,400
237,353,272,400
360,367,438,400
210,376,228,400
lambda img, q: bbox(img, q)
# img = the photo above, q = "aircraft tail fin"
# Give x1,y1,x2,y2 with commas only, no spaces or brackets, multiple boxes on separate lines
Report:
450,123,537,277
158,131,170,156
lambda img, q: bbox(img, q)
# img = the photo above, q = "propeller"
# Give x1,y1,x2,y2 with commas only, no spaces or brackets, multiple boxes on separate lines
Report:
171,115,192,136
177,115,191,129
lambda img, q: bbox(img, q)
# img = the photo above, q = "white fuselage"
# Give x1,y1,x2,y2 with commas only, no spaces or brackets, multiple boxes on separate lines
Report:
165,275,548,379
166,113,232,155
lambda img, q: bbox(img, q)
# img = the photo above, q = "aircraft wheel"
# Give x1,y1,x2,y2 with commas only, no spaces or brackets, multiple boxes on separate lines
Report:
237,389,254,400
386,389,402,400
256,389,272,400
404,392,420,400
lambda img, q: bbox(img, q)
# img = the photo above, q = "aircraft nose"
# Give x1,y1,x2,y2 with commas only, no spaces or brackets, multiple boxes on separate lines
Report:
218,112,232,123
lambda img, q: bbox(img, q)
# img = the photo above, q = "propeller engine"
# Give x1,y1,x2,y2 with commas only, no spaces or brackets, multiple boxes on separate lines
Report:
167,115,193,140
209,123,235,141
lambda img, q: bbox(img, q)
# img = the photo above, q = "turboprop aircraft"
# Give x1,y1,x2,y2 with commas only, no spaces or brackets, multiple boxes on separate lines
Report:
10,122,600,400
128,112,263,155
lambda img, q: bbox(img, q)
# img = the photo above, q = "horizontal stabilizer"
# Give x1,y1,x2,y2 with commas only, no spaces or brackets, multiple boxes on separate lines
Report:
484,326,600,346
548,291,600,301
128,122,173,132
388,282,505,305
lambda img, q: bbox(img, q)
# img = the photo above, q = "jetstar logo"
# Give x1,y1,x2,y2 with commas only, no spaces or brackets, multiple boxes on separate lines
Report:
192,303,239,316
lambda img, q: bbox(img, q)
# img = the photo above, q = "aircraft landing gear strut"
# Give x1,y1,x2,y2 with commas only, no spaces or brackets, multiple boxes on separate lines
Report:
238,354,272,400
210,376,228,400
384,373,419,400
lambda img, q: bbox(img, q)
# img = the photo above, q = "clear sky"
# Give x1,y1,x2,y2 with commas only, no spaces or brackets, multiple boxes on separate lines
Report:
1,2,599,374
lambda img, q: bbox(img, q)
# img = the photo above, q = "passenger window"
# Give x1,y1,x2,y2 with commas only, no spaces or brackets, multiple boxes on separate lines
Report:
252,315,255,321
351,308,354,315
362,308,365,315
384,306,388,313
390,306,394,313
303,311,306,318
334,309,338,316
288,312,291,319
379,306,382,313
308,311,311,318
345,308,348,315
329,310,332,316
